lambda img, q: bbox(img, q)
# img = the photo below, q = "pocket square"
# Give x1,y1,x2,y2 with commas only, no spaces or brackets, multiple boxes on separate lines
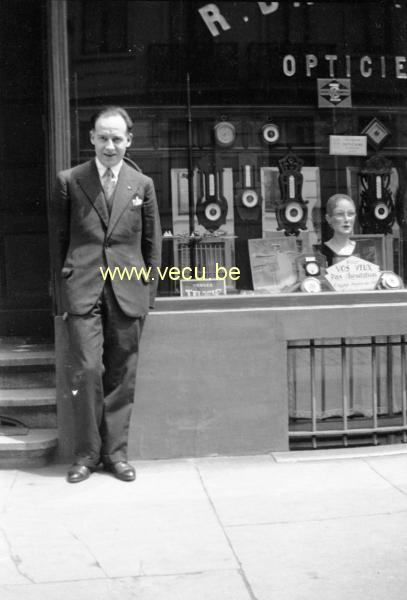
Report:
132,195,143,207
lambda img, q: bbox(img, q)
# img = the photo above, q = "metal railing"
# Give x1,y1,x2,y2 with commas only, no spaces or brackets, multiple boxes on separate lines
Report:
288,335,407,449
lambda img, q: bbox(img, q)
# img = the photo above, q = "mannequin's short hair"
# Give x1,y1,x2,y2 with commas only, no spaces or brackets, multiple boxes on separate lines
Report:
90,106,133,132
326,193,355,216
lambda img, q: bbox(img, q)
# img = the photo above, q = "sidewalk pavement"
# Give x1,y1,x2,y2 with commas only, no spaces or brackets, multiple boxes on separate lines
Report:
1,445,407,600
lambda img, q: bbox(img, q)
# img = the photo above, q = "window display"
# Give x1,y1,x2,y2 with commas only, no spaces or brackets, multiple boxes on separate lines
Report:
67,0,407,297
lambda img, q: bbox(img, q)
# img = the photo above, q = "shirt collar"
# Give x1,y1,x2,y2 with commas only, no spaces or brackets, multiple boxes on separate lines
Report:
95,157,123,179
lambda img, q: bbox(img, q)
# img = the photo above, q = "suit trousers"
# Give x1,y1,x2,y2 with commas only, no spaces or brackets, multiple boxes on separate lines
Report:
67,281,144,467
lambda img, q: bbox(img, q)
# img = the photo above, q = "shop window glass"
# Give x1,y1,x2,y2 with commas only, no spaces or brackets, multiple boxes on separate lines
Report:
81,0,128,54
67,0,407,297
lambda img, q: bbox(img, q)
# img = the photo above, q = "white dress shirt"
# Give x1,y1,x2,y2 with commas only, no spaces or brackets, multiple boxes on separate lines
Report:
95,157,123,187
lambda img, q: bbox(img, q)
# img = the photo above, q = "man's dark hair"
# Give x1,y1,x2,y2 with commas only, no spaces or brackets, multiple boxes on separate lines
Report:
90,106,133,132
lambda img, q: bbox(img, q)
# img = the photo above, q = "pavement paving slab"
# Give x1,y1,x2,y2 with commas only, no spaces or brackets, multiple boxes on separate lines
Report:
1,450,407,599
0,531,29,585
226,512,407,600
1,513,105,584
0,461,237,583
0,470,18,512
196,455,407,526
0,570,251,600
365,453,407,493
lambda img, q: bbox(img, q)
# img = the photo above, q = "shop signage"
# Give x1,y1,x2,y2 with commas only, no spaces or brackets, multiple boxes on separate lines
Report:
198,3,407,82
325,256,381,292
283,55,407,80
318,79,351,108
329,135,367,156
180,279,226,297
199,2,283,36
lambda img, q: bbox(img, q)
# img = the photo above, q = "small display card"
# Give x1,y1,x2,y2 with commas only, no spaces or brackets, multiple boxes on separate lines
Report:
325,256,380,292
180,279,226,297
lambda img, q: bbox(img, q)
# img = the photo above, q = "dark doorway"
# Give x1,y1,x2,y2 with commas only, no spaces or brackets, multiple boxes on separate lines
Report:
0,0,52,336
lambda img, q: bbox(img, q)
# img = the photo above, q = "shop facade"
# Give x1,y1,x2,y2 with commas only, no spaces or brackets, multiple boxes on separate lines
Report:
2,1,407,457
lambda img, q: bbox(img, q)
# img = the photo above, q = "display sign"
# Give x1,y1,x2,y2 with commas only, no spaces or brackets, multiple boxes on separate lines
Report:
325,256,381,292
248,238,298,293
180,279,226,297
318,79,352,108
329,135,367,156
362,118,391,150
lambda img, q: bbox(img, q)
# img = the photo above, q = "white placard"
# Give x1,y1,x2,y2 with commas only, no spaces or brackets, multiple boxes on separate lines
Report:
180,279,226,297
325,256,380,292
329,135,367,156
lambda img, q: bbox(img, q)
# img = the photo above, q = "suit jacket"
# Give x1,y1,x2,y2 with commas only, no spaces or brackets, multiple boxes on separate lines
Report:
52,159,162,317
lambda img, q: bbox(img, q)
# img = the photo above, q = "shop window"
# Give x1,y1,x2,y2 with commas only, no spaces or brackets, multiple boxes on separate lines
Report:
81,0,128,55
67,0,407,298
147,43,239,97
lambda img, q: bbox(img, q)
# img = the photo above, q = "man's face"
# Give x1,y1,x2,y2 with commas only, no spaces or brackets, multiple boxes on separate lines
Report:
90,114,132,168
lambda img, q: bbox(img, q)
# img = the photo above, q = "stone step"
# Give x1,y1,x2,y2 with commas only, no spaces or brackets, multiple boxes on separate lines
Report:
0,388,57,426
0,405,57,428
0,387,56,406
0,338,58,467
0,338,55,389
0,428,58,468
0,352,55,368
0,368,56,389
0,338,54,368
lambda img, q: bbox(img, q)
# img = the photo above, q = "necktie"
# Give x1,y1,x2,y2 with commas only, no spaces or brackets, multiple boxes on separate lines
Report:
102,168,115,214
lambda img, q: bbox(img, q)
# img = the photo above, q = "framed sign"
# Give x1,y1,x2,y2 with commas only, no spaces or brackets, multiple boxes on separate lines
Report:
317,78,352,108
362,118,391,150
248,237,298,293
351,234,386,270
329,135,367,156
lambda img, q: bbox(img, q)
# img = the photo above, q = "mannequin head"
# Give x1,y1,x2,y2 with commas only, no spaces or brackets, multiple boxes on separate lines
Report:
325,193,356,237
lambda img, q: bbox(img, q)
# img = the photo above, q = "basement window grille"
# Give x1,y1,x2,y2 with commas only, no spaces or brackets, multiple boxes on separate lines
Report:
288,335,407,449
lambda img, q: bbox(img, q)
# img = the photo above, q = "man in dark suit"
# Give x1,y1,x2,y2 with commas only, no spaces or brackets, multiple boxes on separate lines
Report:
52,106,161,483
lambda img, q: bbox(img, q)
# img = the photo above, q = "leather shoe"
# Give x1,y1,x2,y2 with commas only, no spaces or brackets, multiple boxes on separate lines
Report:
67,464,92,484
105,461,136,482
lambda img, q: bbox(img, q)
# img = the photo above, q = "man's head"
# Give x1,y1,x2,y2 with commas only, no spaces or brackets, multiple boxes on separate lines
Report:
90,106,133,168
